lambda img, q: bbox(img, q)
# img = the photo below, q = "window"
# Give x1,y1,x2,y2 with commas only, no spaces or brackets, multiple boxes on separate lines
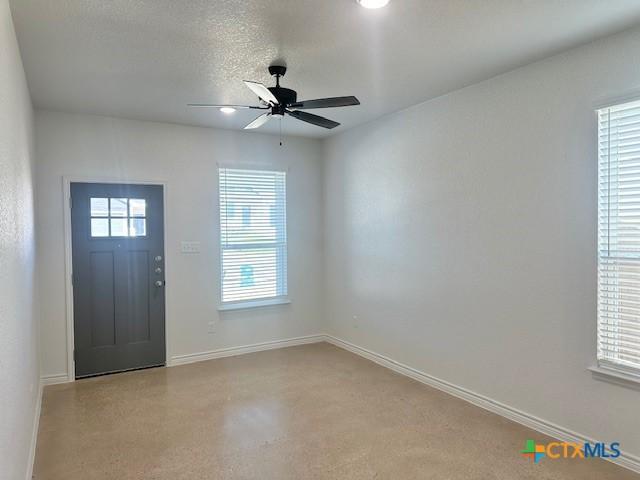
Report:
597,99,640,376
90,197,147,237
219,168,287,306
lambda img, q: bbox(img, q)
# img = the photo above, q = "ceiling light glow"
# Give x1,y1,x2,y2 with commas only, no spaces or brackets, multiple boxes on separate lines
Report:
357,0,390,8
220,107,236,114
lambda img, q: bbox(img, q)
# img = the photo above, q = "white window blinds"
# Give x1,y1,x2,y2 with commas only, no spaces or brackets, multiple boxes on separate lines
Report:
219,168,287,304
598,99,640,374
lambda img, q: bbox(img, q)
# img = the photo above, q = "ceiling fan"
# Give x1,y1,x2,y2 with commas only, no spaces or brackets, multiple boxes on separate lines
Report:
188,66,360,130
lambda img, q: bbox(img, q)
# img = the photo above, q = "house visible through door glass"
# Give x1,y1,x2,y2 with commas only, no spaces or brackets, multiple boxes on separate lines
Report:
129,198,146,217
90,198,109,217
90,197,148,237
110,218,128,236
129,218,146,236
110,198,128,216
90,218,109,237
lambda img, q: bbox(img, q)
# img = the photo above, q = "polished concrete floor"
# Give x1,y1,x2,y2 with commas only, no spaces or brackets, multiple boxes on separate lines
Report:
35,342,637,479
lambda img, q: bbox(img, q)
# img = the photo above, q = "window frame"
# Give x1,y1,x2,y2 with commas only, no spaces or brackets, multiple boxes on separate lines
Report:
594,97,640,386
217,167,289,311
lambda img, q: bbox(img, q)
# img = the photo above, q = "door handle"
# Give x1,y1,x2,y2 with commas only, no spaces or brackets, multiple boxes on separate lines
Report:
155,280,165,287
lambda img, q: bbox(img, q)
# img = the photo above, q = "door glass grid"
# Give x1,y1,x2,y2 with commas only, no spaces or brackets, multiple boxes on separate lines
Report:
90,197,147,237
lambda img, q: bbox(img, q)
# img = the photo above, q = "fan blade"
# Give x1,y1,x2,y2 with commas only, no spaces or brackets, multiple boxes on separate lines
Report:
288,96,360,109
187,104,268,109
287,110,340,129
244,113,272,129
244,81,280,105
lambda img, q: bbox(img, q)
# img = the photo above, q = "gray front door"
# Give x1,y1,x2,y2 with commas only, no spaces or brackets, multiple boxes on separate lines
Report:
71,183,165,378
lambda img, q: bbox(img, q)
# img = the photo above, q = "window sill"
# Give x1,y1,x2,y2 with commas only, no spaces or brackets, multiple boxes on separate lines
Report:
588,365,640,391
218,297,291,312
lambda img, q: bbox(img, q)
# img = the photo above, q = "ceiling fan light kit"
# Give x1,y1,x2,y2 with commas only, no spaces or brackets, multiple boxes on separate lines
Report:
189,65,360,131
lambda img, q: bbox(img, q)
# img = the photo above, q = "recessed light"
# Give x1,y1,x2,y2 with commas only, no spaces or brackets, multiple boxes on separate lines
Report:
219,107,236,114
357,0,390,9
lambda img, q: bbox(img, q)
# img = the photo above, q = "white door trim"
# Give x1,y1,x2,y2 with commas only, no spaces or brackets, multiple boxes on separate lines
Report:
61,175,170,382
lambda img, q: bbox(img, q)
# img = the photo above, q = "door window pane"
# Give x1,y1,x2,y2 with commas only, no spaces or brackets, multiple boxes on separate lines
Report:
129,218,146,237
110,198,128,217
129,198,146,217
91,218,109,237
110,218,128,236
90,198,109,217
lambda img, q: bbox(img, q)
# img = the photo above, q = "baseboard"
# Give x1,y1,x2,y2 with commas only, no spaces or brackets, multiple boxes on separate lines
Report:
324,334,640,474
169,334,326,367
26,381,43,480
40,336,327,380
41,373,71,385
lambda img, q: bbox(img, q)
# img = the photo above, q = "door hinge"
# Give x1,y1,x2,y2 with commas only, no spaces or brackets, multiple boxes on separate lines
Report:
69,196,72,209
73,349,76,362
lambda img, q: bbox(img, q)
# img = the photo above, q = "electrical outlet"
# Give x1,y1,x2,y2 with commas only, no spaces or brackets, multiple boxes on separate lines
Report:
207,321,216,333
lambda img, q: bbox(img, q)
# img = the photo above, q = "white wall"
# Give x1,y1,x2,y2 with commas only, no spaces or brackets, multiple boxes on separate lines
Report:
35,111,324,378
323,27,640,458
0,1,39,478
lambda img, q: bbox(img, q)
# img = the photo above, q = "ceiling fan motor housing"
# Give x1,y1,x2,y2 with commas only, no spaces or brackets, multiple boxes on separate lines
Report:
267,65,296,111
268,87,297,108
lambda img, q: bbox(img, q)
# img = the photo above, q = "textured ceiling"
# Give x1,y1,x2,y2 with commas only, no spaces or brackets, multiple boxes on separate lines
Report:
10,0,640,138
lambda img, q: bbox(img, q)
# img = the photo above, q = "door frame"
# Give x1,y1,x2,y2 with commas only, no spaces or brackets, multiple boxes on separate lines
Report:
62,176,170,381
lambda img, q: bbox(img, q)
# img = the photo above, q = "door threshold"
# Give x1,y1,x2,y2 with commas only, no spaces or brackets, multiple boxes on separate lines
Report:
75,363,165,380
